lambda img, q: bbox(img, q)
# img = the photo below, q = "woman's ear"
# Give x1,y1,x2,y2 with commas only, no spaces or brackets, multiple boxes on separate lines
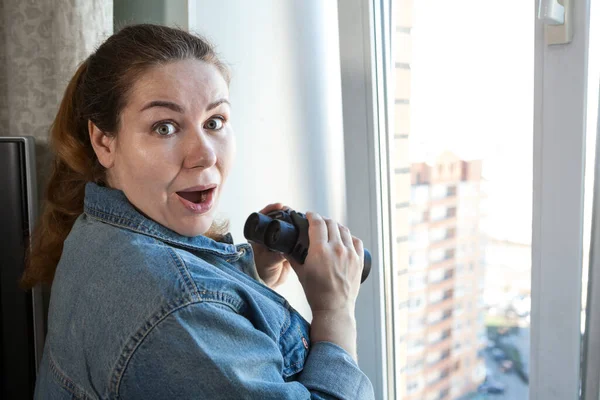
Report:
88,120,116,169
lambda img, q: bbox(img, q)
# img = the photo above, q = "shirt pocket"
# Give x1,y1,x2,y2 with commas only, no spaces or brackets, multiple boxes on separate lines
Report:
279,307,311,380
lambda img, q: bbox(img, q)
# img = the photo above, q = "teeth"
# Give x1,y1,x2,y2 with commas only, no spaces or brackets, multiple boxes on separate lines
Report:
178,189,210,204
200,190,208,203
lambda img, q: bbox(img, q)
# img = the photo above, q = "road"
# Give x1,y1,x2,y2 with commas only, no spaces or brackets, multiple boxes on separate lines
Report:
480,349,529,399
503,328,530,376
458,328,531,400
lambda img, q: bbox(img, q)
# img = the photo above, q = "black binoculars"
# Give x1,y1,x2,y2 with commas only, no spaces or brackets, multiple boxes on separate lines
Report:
243,209,372,283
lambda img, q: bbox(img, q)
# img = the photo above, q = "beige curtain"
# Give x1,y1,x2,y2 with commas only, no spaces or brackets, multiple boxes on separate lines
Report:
0,0,112,196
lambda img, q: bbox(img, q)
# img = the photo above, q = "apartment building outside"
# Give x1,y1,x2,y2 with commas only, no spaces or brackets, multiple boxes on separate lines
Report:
403,154,487,400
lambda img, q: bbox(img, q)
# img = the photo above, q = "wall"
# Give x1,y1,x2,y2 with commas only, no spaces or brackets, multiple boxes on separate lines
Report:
1,0,112,200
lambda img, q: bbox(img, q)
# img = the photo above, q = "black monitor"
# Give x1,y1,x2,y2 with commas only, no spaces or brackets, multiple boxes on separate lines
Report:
0,137,45,398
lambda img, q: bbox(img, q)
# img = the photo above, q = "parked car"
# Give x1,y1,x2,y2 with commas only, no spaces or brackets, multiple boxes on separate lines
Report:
485,339,497,350
478,378,507,394
500,359,514,373
491,347,506,361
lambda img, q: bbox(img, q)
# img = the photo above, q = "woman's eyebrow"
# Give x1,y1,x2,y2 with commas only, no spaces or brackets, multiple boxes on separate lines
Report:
140,100,184,113
140,99,230,113
207,99,230,111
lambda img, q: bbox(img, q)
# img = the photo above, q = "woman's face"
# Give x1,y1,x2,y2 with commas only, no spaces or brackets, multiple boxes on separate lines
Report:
99,59,235,237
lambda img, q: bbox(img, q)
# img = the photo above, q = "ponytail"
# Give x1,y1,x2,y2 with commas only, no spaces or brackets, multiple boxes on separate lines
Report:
21,60,94,288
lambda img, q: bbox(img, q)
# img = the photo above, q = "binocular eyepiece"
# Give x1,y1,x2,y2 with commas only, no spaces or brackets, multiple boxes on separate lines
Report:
244,209,371,283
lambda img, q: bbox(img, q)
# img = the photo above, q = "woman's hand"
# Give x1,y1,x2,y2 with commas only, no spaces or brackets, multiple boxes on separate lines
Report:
249,203,293,289
285,212,364,360
286,212,364,313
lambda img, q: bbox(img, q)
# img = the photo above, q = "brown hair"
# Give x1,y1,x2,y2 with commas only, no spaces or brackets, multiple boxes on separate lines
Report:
21,24,231,288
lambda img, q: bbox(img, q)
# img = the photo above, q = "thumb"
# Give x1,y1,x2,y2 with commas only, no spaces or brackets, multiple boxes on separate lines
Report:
259,203,287,214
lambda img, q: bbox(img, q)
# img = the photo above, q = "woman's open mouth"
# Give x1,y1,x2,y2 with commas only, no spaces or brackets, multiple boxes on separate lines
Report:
176,187,216,214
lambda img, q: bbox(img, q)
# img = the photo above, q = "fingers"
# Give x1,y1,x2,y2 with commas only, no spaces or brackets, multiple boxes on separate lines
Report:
259,203,287,214
339,224,353,248
307,212,328,244
324,218,342,243
352,236,364,262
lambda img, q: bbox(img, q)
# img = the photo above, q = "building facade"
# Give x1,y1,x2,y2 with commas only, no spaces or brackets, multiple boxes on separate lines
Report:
398,154,487,400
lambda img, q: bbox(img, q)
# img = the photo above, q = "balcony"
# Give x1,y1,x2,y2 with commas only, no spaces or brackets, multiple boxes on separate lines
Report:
429,269,455,285
429,290,453,306
430,249,456,267
427,350,451,369
430,228,457,245
428,310,453,327
428,335,453,354
427,293,454,314
429,329,452,346
423,377,451,398
447,186,457,197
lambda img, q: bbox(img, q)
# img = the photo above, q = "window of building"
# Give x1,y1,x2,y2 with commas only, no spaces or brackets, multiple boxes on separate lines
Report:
430,205,447,221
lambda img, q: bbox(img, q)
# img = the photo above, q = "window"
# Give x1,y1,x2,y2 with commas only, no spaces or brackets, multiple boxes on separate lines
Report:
408,339,425,355
408,296,425,310
407,379,422,395
409,229,429,249
408,272,427,291
446,207,456,219
431,184,448,199
428,290,444,304
410,207,428,225
411,185,430,204
388,1,532,398
428,267,444,283
428,267,453,284
429,227,446,242
426,352,441,367
406,358,424,375
339,0,592,397
408,317,426,331
439,387,450,399
409,251,428,269
429,248,445,264
447,185,457,197
430,205,446,221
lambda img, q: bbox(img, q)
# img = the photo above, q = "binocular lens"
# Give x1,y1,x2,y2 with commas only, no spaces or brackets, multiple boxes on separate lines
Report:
264,220,298,254
243,212,273,245
269,226,279,243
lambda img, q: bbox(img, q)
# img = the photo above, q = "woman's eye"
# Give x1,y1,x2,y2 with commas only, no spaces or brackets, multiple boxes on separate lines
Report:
204,117,224,131
154,122,177,136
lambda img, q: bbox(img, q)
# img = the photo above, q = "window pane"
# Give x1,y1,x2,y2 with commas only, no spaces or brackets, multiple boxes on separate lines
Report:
390,0,533,399
582,0,599,390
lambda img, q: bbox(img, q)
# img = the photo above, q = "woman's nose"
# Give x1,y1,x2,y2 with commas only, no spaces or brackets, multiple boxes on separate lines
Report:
183,129,217,169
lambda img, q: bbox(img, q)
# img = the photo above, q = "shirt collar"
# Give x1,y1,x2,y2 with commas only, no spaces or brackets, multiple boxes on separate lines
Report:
83,182,238,255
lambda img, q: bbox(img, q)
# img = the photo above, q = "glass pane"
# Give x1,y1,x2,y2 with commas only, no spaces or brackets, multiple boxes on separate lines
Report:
390,1,534,399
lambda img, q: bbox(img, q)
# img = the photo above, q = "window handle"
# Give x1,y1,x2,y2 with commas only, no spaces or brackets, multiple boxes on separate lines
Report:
538,0,565,24
538,0,573,45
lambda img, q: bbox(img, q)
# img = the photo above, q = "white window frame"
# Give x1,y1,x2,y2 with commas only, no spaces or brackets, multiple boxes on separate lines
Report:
339,0,593,399
338,0,393,398
532,0,590,398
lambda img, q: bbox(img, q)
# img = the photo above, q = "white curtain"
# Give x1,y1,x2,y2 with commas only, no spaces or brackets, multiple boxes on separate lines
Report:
0,0,112,195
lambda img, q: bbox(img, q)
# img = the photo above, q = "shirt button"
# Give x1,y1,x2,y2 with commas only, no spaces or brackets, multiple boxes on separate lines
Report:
302,337,309,350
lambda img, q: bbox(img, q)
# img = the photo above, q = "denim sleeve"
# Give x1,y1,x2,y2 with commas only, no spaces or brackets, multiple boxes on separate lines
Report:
117,301,374,400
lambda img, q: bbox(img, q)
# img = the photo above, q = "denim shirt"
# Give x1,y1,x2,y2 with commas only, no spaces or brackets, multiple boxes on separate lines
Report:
34,182,374,399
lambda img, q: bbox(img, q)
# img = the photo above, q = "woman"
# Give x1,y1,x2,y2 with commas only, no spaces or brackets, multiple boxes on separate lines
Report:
24,24,374,399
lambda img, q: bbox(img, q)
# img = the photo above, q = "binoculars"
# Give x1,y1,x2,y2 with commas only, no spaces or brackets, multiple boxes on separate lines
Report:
244,209,372,283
